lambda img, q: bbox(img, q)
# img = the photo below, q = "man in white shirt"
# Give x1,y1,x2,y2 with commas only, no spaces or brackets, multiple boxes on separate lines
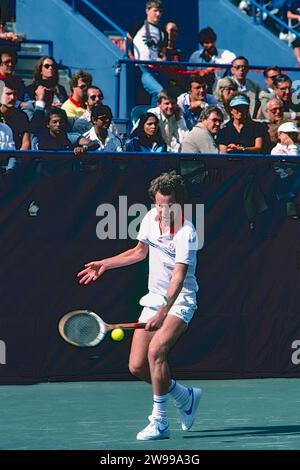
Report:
0,121,16,171
189,27,236,83
78,172,202,440
133,0,166,105
148,89,188,152
83,104,122,152
72,86,120,137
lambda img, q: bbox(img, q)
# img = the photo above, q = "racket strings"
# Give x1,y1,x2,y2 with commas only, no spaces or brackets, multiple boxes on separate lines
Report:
64,314,101,346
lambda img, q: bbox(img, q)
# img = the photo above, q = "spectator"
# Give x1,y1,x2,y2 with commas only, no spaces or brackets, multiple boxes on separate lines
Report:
271,74,300,118
72,85,104,134
24,79,58,135
230,56,261,118
257,65,281,119
163,21,182,61
25,56,68,105
0,99,15,171
271,121,300,155
218,93,265,154
125,111,167,152
0,78,30,149
0,0,25,44
265,98,285,124
0,48,26,101
177,75,218,130
61,70,92,118
181,105,223,154
147,89,188,152
72,86,120,138
263,98,285,151
261,65,282,94
0,120,14,148
214,76,238,122
34,106,97,155
83,104,122,152
133,0,166,105
286,1,300,64
188,26,236,86
161,20,184,96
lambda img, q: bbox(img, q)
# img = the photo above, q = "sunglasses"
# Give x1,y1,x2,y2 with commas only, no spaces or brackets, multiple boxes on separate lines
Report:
43,63,55,69
233,65,248,70
77,84,88,90
89,94,102,100
1,60,15,66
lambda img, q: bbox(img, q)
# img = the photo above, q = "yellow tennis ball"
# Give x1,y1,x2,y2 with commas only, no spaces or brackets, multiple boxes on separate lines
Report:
111,328,124,341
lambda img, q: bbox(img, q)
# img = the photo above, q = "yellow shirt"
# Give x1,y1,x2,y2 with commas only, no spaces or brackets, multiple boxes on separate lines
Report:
61,97,85,117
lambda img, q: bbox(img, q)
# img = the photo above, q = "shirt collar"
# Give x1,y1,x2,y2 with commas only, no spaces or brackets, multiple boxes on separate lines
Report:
199,47,218,60
69,96,84,108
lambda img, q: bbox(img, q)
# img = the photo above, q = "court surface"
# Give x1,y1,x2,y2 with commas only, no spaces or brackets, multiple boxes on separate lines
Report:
0,379,299,450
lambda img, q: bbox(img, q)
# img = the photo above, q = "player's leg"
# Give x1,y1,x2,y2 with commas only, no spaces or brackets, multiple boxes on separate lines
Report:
147,314,186,395
164,307,202,431
128,328,154,383
136,315,185,441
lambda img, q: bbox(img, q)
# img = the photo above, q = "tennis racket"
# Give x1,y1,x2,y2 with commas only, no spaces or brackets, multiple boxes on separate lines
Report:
58,310,146,347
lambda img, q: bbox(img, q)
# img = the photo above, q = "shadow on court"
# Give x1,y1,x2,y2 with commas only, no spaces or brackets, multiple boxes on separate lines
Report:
184,425,300,438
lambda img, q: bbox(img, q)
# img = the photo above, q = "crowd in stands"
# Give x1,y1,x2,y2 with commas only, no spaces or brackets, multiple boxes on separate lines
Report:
238,1,300,65
2,0,300,171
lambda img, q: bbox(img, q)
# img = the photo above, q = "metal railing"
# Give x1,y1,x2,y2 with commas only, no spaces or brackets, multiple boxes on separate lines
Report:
1,149,300,162
249,1,300,44
65,0,128,56
115,58,300,118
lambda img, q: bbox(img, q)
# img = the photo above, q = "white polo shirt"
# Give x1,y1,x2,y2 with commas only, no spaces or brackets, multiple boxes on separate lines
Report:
137,208,199,297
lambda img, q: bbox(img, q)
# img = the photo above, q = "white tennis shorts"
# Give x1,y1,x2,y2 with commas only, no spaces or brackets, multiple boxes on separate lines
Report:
138,292,197,326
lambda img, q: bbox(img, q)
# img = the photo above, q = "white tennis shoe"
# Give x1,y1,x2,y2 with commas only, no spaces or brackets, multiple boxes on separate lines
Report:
176,387,202,431
136,415,170,440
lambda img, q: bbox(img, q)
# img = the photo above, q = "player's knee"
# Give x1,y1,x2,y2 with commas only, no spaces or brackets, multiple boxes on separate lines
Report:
128,359,145,379
148,343,165,366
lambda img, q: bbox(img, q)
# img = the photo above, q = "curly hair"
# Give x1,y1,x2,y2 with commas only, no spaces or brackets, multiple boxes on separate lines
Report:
69,70,92,91
148,171,187,205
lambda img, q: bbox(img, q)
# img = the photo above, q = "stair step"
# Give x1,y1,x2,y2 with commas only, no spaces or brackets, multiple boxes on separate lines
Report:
20,44,43,54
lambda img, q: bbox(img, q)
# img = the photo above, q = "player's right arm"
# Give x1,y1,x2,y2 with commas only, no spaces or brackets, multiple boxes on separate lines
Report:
77,241,148,285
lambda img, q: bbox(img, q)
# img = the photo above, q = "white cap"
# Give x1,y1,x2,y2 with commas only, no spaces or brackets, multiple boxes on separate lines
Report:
277,122,300,134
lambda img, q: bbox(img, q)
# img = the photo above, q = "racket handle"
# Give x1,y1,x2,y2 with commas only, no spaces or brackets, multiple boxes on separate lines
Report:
111,322,146,330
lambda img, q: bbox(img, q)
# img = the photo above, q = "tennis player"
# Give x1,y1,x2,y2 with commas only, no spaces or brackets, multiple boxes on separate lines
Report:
77,171,202,440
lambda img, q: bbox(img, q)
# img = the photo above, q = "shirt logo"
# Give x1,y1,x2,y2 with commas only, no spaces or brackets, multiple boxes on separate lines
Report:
28,201,39,217
168,241,176,253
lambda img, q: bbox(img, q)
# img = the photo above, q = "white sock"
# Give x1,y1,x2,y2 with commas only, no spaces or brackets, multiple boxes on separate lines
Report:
152,394,168,422
168,379,190,407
